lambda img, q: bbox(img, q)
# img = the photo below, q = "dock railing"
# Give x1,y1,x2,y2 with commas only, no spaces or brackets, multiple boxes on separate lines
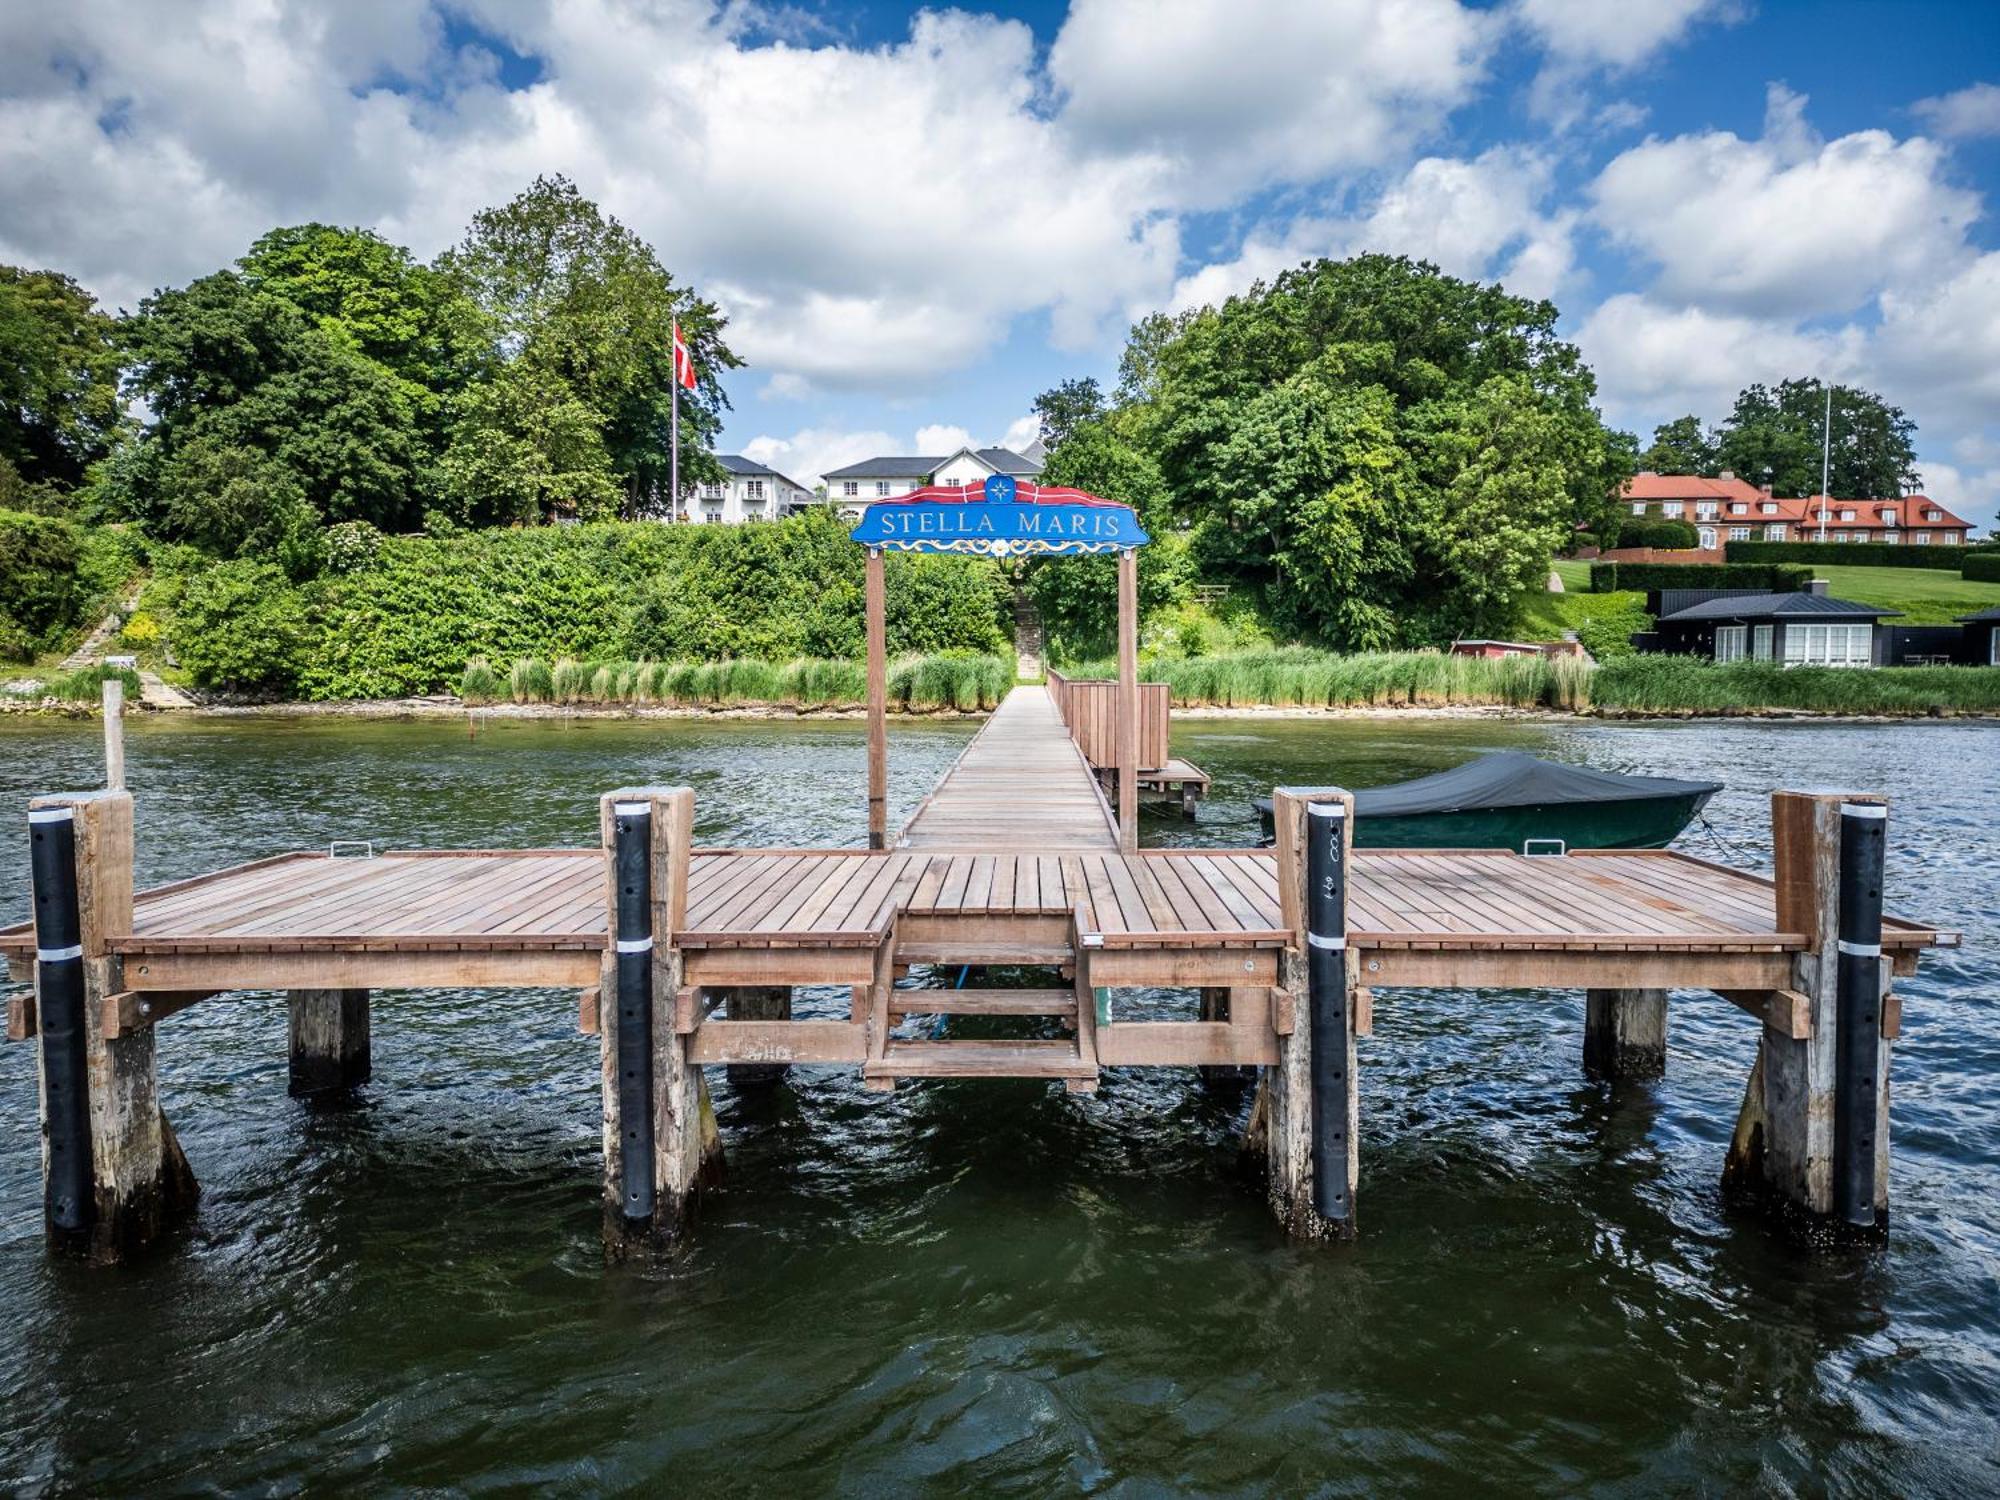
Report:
1046,667,1171,772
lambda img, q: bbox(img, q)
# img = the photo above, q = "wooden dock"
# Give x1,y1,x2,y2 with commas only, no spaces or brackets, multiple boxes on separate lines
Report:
3,683,1959,1260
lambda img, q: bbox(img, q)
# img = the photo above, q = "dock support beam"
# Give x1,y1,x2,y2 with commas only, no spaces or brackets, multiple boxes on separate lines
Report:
599,787,722,1256
1250,787,1357,1241
1116,548,1139,853
1724,791,1891,1239
865,546,888,851
29,791,196,1262
288,989,371,1097
726,987,793,1087
1583,989,1666,1080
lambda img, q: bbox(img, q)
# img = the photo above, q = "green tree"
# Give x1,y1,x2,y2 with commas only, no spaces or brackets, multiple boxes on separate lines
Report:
1715,378,1919,498
115,271,433,549
0,267,126,494
1640,414,1718,475
1091,254,1622,645
437,175,740,516
1030,377,1103,450
238,223,483,436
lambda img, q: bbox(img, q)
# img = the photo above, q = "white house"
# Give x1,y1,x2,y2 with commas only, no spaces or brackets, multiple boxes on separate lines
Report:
688,456,814,523
819,444,1045,519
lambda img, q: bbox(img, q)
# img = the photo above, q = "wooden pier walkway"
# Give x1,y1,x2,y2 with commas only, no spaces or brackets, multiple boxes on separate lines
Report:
899,686,1117,850
2,683,1960,1260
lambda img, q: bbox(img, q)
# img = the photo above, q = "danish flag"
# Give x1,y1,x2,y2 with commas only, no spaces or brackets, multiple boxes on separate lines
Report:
672,320,697,390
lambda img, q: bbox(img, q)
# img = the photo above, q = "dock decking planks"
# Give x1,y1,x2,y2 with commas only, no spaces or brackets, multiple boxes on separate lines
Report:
899,685,1118,851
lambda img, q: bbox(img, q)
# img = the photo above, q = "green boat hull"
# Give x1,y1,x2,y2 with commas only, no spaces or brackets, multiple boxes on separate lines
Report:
1352,791,1714,851
1256,790,1715,852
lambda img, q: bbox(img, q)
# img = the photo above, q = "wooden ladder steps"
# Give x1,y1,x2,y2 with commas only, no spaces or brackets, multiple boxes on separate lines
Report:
888,988,1076,1018
864,1039,1096,1080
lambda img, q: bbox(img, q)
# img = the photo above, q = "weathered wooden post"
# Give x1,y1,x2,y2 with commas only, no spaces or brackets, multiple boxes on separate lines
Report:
102,676,125,790
1248,786,1357,1240
598,786,721,1254
1583,988,1667,1080
287,989,371,1097
1724,790,1891,1237
28,791,196,1261
1115,548,1139,853
865,546,888,851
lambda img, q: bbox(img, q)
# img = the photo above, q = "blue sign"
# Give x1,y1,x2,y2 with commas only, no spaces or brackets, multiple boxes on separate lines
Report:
851,480,1149,556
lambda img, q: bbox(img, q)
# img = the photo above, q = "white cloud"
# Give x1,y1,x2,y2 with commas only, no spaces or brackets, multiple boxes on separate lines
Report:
1913,458,2000,532
1169,146,1575,312
1590,85,1981,318
1049,0,1495,198
1913,81,2000,139
1571,293,1862,428
913,424,974,454
1513,0,1732,69
999,414,1042,454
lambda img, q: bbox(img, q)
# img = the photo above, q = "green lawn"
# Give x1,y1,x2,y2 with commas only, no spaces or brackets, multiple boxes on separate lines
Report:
1547,558,2000,625
1552,559,1592,591
1803,564,2000,624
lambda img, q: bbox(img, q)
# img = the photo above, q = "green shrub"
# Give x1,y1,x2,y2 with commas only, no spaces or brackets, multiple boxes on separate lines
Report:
173,559,310,692
471,653,1012,710
1965,554,2000,583
1611,518,1700,550
1589,562,1812,594
460,658,502,703
1726,539,1970,571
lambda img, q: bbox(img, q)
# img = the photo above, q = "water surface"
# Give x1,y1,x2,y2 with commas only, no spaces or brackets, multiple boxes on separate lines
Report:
0,711,1995,1494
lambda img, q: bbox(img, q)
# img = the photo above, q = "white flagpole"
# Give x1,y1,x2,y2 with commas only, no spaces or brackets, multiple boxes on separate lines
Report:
670,359,680,522
1818,382,1831,542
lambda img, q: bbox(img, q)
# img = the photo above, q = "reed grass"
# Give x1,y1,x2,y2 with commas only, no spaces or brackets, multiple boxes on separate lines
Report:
41,663,145,704
1060,646,1999,716
1063,647,1591,710
484,653,1014,711
1591,658,2000,715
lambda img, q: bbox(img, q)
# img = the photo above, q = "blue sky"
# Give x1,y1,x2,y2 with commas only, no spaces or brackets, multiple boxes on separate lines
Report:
3,1,1998,527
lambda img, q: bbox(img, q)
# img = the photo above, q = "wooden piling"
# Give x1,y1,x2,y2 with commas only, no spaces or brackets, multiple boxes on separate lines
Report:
1723,790,1891,1235
865,547,888,851
1252,787,1357,1241
725,986,793,1086
1583,989,1667,1080
288,989,371,1097
29,790,196,1261
1115,549,1139,853
598,787,721,1255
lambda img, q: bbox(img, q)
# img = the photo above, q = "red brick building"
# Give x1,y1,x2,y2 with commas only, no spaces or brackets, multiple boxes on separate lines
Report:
1620,472,1974,550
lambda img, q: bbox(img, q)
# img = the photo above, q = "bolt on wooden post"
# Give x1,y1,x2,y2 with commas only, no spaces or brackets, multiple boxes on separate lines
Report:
28,790,196,1262
1249,786,1358,1241
1724,790,1892,1238
597,787,722,1256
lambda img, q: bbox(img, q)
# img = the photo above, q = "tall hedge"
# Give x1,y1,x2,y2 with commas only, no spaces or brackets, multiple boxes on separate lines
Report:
1590,561,1813,594
0,508,82,659
160,509,1016,698
1964,553,2000,583
1724,539,1970,570
1610,518,1700,550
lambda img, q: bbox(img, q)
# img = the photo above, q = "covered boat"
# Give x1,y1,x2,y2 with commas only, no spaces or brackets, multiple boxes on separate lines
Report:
1253,752,1721,851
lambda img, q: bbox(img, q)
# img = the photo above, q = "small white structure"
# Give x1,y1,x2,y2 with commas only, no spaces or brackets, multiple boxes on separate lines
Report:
689,456,814,524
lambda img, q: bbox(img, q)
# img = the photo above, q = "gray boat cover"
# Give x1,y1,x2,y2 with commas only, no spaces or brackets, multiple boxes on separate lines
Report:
1265,752,1721,818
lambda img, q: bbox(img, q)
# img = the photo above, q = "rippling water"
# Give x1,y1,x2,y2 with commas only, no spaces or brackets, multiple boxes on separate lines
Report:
0,710,1995,1494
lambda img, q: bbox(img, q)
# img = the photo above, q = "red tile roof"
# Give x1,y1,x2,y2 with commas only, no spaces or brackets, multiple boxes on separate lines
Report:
1623,472,1766,502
